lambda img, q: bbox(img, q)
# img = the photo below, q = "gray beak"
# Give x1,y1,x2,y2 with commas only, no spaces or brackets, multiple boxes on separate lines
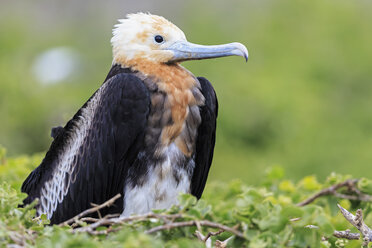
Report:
166,40,248,63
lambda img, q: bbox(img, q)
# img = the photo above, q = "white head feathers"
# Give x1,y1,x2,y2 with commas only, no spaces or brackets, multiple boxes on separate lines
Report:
111,13,186,64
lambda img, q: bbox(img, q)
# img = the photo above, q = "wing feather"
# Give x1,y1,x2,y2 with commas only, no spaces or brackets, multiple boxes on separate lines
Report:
21,73,150,224
191,77,218,199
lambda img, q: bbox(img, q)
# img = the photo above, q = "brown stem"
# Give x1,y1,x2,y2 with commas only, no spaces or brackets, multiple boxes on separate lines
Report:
72,213,182,233
60,193,121,226
296,179,372,207
333,229,360,240
144,220,245,239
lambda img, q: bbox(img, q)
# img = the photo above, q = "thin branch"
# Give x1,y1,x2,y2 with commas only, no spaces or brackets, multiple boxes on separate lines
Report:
333,192,363,201
333,229,360,240
72,213,182,233
296,179,372,207
60,193,121,226
337,204,372,247
144,220,245,239
305,225,319,229
195,229,227,248
195,230,212,248
79,217,100,223
204,229,224,242
84,226,122,236
72,211,245,246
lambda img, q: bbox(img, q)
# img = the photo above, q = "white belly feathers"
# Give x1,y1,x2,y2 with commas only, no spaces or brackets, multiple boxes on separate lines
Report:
121,143,191,217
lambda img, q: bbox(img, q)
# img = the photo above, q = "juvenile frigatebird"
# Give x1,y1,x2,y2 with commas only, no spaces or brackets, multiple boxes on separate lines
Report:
21,13,248,224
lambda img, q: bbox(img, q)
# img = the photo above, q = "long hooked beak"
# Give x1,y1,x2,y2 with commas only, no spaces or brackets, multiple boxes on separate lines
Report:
166,40,248,63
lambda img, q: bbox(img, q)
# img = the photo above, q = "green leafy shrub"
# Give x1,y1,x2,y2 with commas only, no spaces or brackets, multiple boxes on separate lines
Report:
1,146,371,247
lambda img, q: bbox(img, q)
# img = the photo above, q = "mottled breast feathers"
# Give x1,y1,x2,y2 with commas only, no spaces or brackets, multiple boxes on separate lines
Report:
128,59,205,157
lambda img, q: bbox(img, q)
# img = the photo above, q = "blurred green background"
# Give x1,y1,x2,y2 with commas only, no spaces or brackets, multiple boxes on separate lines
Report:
1,0,372,184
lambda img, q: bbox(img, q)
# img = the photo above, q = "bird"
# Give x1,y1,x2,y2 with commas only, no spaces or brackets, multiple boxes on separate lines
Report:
21,13,248,224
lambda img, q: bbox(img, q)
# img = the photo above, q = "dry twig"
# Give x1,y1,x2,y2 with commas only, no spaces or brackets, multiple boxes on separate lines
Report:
195,230,212,248
204,229,225,242
337,204,372,247
60,193,121,226
296,179,372,207
289,217,301,222
333,229,360,240
195,229,231,248
71,211,245,243
144,220,245,239
72,213,182,234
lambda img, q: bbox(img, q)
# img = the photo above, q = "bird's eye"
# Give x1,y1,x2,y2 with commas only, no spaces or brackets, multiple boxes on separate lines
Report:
154,35,164,43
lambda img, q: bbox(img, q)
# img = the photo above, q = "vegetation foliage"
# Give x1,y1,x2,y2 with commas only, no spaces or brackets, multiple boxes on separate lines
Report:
2,146,372,247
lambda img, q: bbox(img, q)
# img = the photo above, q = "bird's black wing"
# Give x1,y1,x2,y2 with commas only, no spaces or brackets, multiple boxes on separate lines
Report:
21,73,150,224
191,77,218,199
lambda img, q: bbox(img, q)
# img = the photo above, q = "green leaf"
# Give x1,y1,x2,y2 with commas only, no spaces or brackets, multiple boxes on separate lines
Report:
358,178,372,194
178,194,197,209
265,166,285,181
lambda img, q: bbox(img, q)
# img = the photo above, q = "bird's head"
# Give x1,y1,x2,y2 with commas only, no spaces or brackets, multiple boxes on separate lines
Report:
111,13,248,66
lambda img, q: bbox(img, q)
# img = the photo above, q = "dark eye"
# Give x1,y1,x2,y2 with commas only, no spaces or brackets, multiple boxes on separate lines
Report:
154,35,164,43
